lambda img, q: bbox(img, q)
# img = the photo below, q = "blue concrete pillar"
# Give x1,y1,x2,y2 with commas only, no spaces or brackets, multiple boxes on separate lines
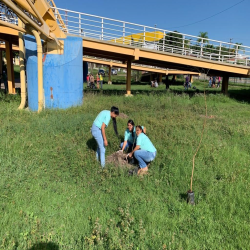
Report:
24,36,83,111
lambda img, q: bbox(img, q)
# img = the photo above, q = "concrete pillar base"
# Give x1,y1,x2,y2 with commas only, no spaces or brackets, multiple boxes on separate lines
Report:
125,93,133,97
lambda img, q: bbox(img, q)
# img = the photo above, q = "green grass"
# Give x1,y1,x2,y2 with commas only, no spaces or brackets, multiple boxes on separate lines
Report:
0,87,250,249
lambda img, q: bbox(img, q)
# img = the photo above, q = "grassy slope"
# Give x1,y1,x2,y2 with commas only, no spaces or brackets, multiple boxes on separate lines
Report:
0,90,250,249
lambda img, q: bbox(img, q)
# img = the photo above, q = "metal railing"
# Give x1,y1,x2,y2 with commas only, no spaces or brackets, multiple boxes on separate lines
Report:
1,2,250,67
51,7,250,67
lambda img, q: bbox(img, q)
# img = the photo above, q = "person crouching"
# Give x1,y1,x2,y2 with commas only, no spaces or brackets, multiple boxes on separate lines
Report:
128,125,156,175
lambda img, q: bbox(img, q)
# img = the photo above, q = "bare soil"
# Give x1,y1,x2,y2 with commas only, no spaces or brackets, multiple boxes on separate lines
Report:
119,113,129,119
106,151,132,168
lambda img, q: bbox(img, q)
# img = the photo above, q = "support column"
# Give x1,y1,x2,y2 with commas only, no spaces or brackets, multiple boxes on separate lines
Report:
5,41,15,94
126,59,132,96
0,50,2,75
108,65,112,84
150,74,153,82
18,18,26,109
159,73,162,83
190,75,193,83
221,75,229,95
172,74,176,81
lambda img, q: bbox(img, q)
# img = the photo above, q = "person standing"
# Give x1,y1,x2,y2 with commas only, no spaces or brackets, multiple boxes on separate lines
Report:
91,106,119,168
96,74,100,89
99,73,103,89
86,74,90,87
208,77,212,87
128,125,156,175
2,70,8,94
185,75,189,90
217,76,221,88
90,74,95,89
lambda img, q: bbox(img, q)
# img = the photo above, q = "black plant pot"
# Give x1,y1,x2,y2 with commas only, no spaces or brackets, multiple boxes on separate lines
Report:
187,191,195,205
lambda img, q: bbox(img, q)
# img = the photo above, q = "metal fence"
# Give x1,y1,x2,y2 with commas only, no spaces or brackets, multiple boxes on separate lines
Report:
51,7,250,66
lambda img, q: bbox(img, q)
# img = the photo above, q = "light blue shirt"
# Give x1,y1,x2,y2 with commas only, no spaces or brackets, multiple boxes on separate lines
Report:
124,126,144,143
136,133,156,153
93,110,111,129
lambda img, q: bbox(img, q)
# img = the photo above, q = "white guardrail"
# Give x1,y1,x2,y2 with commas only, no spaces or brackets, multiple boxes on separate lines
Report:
52,7,250,66
1,2,250,67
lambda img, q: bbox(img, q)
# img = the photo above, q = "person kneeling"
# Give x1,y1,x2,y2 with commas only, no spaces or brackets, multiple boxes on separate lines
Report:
128,125,157,175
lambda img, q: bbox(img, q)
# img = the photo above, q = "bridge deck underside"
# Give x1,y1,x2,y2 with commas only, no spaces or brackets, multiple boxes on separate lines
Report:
83,38,250,77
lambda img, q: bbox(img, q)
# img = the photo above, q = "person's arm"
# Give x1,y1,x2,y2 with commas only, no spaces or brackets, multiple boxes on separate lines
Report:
143,127,146,134
121,141,128,151
128,145,140,158
101,122,108,146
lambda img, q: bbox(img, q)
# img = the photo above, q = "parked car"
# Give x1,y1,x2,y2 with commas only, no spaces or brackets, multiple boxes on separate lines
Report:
111,68,117,75
98,69,105,76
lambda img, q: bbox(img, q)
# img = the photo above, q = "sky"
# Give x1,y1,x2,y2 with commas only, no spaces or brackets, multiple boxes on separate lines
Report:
55,0,250,46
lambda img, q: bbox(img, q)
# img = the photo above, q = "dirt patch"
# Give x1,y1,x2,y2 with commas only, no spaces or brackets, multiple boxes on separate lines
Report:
106,151,132,168
200,115,216,119
119,113,129,119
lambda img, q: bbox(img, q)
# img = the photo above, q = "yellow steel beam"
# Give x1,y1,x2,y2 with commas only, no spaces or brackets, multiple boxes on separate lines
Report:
0,44,19,51
82,38,250,76
82,57,200,76
0,20,26,33
5,40,15,94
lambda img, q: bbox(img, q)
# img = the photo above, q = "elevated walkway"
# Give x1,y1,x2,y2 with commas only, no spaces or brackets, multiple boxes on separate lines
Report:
1,0,250,98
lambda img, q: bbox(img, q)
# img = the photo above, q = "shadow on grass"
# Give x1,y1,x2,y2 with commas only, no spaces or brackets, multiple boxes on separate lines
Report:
86,137,97,151
28,242,59,250
179,193,188,202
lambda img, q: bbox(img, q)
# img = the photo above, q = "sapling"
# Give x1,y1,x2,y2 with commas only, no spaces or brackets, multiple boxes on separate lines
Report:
188,81,208,205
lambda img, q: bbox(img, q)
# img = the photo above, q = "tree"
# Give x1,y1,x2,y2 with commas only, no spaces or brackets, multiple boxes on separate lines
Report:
197,32,209,44
159,31,183,52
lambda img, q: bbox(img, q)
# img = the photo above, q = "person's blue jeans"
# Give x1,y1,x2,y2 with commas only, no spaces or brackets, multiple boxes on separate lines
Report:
120,141,133,151
91,124,106,168
100,80,103,89
134,150,156,168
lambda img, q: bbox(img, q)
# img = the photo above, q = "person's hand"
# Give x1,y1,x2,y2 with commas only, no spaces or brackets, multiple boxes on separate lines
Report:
104,139,108,146
128,153,133,158
117,149,123,153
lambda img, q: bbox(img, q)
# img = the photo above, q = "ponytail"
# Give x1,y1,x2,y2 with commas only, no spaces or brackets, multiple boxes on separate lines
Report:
127,119,135,138
111,106,119,137
112,117,118,137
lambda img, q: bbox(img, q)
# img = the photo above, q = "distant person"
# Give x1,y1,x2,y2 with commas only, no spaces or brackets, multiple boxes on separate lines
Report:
96,74,100,89
2,70,8,94
91,107,119,168
151,79,158,88
212,76,216,86
165,76,169,89
128,125,157,175
99,73,103,89
90,74,95,89
208,77,212,87
120,119,146,152
86,74,90,87
217,76,221,88
185,75,189,90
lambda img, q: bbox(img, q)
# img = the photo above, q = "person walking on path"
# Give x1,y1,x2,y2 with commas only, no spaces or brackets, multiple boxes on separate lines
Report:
128,125,156,175
91,106,119,168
